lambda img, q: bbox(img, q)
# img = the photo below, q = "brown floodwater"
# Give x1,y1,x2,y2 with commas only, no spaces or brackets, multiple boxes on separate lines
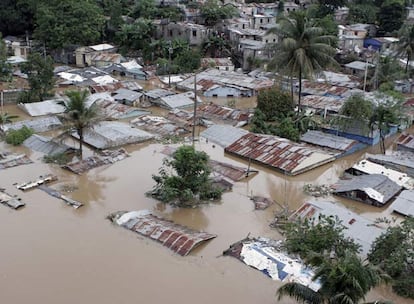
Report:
0,105,413,304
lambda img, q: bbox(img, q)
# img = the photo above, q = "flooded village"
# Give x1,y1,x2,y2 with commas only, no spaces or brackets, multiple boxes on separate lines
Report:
1,1,414,304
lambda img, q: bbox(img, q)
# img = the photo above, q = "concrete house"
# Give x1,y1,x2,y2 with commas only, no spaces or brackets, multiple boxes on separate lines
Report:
3,36,31,59
156,22,210,46
75,44,117,67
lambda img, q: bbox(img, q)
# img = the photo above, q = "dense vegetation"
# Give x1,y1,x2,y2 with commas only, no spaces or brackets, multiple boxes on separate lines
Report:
5,126,33,145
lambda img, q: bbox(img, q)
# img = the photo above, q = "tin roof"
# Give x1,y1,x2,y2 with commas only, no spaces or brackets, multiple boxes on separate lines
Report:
224,133,335,175
108,210,216,256
18,99,66,117
291,200,386,256
300,130,357,152
349,159,414,190
113,88,143,102
144,88,175,99
197,102,253,126
23,134,74,155
396,133,414,151
332,174,402,206
130,115,188,137
366,152,414,178
301,95,345,113
157,91,201,110
391,190,414,217
1,116,62,133
200,125,248,148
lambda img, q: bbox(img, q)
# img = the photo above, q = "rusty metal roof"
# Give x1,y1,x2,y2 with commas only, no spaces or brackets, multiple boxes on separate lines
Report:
224,133,335,175
108,210,216,256
396,133,414,151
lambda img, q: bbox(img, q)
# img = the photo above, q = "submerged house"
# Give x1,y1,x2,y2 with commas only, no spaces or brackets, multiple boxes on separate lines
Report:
390,190,414,217
396,133,414,153
332,174,402,207
224,133,335,175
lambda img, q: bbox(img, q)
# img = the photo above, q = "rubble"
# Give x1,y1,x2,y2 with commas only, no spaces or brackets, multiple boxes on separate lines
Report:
38,185,83,209
303,184,333,197
0,190,25,209
0,153,32,170
250,196,274,210
15,174,58,191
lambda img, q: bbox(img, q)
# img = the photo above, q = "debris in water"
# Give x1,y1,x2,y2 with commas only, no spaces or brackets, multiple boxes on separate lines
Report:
15,174,58,191
38,185,83,209
0,190,25,210
250,196,274,210
303,184,333,197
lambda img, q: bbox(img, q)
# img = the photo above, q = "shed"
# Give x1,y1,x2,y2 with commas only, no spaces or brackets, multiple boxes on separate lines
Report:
112,88,143,105
332,174,402,207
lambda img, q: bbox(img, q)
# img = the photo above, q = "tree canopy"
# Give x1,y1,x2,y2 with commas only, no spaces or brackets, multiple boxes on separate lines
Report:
200,0,237,26
149,145,222,206
0,33,12,82
33,0,105,49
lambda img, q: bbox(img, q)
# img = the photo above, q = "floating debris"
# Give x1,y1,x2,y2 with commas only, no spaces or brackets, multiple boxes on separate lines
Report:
15,174,58,191
38,185,83,209
250,196,274,210
0,153,32,170
303,184,333,197
0,190,25,210
223,237,320,291
58,184,79,193
108,210,217,256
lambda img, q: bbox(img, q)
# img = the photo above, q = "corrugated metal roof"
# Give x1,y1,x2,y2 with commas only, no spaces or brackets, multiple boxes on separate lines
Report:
396,133,414,151
350,159,414,189
198,103,253,126
109,210,216,256
200,125,248,148
391,190,414,217
0,153,32,169
157,92,200,109
300,130,357,152
291,200,386,256
95,99,149,119
23,134,73,155
366,152,414,178
332,174,401,205
113,88,143,102
301,95,345,112
18,99,65,117
144,88,174,99
1,116,62,133
224,133,334,175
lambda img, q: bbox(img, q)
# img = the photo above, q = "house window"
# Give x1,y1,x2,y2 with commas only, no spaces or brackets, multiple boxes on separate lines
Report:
273,38,276,42
266,39,268,43
260,18,263,23
226,67,229,71
192,30,197,37
169,30,173,36
354,31,358,36
267,18,270,23
227,94,234,97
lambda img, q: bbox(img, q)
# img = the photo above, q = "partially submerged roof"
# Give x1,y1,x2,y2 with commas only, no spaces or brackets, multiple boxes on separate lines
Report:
0,153,32,170
108,210,217,256
332,174,402,206
113,88,143,102
200,125,248,148
291,201,386,256
391,190,414,217
344,61,375,71
0,191,25,210
1,116,62,133
18,99,66,117
301,95,345,113
300,130,358,153
94,99,149,120
225,133,335,175
156,91,201,110
366,152,414,178
197,102,253,127
76,121,154,149
349,159,414,190
130,115,188,137
23,134,74,155
396,133,414,152
223,237,321,291
144,88,175,100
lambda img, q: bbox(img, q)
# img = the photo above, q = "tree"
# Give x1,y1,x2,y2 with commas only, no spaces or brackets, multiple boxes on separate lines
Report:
377,0,406,35
282,214,361,260
340,94,374,122
174,48,201,73
20,52,55,102
117,18,155,51
347,3,378,24
369,103,399,154
268,12,337,113
368,217,414,299
277,250,389,304
0,0,35,36
200,0,237,26
149,145,222,206
315,0,346,16
61,90,101,159
130,0,157,19
396,24,414,72
34,0,105,49
202,35,232,58
0,33,12,82
256,87,294,121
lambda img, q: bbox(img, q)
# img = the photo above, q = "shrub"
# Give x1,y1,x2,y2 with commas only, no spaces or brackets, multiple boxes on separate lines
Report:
5,126,34,145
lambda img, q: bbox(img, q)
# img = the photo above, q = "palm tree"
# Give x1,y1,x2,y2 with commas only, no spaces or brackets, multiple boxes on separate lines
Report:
268,12,337,113
396,24,414,73
369,104,398,154
0,112,18,126
61,90,100,159
277,250,389,304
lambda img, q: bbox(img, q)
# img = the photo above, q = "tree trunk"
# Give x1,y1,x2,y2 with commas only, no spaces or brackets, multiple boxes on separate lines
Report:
78,128,83,160
297,68,302,115
406,54,410,74
380,130,386,154
290,75,294,104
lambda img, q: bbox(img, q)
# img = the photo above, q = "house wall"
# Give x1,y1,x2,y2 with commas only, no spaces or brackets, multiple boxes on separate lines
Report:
250,16,276,29
204,86,251,98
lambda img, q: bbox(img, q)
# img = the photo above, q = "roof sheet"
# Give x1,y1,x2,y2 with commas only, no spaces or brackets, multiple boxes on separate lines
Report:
113,88,143,102
23,134,73,155
89,43,115,51
18,99,65,117
1,116,62,133
109,210,216,256
366,152,414,178
291,201,385,256
157,91,199,109
332,174,402,205
144,88,175,99
301,95,345,112
396,133,414,151
300,130,357,152
224,133,335,175
200,125,248,148
391,190,414,217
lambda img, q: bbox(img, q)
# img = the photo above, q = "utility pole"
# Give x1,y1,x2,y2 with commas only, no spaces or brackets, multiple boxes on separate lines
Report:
168,43,173,88
192,73,197,144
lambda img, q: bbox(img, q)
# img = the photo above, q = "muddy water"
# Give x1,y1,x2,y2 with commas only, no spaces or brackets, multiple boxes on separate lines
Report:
1,112,413,304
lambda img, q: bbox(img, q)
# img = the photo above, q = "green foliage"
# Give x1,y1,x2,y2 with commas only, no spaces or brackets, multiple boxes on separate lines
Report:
174,48,201,73
0,33,12,82
396,24,414,72
43,152,71,165
200,0,237,26
257,88,294,121
340,94,374,121
149,145,222,206
347,3,379,24
130,0,157,19
5,126,33,145
0,112,18,125
20,53,55,102
368,217,414,298
276,117,300,141
0,0,35,36
34,0,105,49
202,36,232,58
117,18,155,51
282,214,361,260
377,0,406,35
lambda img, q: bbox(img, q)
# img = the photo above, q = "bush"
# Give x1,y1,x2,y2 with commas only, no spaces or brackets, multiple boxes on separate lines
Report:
5,126,34,145
43,152,71,165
